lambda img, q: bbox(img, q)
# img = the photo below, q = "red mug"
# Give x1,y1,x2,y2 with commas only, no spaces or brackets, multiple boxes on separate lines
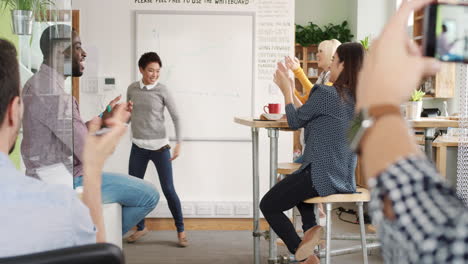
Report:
264,103,281,114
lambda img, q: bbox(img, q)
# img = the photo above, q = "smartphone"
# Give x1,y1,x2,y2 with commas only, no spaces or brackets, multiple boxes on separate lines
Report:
423,2,468,63
93,127,112,136
92,124,128,136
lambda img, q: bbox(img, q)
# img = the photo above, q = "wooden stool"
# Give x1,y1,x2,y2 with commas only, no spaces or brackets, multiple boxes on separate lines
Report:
303,188,370,264
277,162,301,175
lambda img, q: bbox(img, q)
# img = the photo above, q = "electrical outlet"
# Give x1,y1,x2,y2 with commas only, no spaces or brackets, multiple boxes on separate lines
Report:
196,203,213,216
235,204,250,216
182,203,194,216
153,201,172,217
216,204,233,216
84,77,99,93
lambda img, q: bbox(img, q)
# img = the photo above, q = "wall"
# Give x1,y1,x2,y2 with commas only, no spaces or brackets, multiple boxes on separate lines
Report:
0,10,19,47
354,0,394,41
294,0,396,42
72,0,294,218
348,0,358,41
295,0,356,35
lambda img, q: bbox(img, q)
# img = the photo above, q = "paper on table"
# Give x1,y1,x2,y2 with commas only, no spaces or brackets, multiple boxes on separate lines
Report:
36,163,73,189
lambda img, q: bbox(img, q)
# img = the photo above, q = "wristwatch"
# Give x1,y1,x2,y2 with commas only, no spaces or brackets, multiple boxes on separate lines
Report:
348,104,402,153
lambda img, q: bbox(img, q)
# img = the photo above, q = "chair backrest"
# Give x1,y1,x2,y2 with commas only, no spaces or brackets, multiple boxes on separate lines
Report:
0,243,124,264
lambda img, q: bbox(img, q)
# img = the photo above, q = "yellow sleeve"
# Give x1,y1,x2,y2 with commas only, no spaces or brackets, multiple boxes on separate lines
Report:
293,68,313,104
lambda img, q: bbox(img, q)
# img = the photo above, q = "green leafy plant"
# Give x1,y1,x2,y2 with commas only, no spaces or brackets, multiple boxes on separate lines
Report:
360,36,370,51
0,0,55,21
321,21,353,43
296,22,322,47
295,20,354,47
410,89,425,101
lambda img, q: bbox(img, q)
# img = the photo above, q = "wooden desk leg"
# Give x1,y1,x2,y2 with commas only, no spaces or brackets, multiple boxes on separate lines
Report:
436,146,447,179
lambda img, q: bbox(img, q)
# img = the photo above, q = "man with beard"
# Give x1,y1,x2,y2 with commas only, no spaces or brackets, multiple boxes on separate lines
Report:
21,25,159,237
0,38,129,256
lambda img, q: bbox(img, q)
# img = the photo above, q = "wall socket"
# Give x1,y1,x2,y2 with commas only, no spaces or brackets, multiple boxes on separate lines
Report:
148,201,254,218
196,203,213,216
234,204,250,216
215,204,234,216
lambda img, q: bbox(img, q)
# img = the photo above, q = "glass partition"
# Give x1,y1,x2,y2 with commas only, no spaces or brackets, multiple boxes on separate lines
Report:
0,0,75,187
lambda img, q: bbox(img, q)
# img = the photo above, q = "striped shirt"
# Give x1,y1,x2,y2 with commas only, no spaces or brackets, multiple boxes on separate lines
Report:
21,64,87,178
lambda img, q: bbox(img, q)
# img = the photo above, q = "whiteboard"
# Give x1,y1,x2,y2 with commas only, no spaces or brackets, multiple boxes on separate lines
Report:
135,11,255,141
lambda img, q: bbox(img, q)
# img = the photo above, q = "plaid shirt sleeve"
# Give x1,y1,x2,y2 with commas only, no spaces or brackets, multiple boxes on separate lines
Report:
368,156,468,263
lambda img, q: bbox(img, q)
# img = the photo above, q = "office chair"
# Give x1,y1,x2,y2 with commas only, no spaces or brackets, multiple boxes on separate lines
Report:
0,243,124,264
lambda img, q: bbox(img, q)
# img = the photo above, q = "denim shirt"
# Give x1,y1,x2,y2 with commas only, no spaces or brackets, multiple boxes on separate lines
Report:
0,152,95,257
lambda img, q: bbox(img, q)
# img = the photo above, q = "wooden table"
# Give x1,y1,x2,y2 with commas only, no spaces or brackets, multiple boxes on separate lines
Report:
233,117,293,264
234,117,290,129
415,135,459,178
409,118,459,160
409,117,459,128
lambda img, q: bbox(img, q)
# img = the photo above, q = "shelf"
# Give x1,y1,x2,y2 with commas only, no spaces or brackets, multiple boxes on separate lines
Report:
414,15,424,21
424,94,435,98
413,36,423,40
308,76,319,79
306,60,318,63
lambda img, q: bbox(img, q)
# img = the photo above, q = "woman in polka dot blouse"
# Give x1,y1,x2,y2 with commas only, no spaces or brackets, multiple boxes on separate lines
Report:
260,42,365,263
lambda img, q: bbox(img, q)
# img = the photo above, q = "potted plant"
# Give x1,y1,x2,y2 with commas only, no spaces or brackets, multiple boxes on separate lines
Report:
406,89,425,120
320,21,353,43
360,36,370,51
295,20,354,47
0,0,54,35
295,22,322,47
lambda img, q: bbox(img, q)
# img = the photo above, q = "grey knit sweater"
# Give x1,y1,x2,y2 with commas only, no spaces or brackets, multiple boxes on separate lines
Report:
127,81,182,143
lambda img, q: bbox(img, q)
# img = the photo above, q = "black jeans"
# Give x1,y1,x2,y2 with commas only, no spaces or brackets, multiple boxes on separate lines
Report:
260,166,319,254
129,144,184,232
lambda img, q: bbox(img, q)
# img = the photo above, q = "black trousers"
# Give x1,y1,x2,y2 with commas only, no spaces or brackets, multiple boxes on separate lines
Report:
260,166,319,254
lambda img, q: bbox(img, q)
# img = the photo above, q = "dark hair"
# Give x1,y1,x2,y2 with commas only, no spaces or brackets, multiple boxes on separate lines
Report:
40,24,72,59
0,39,20,123
333,42,365,101
138,52,162,69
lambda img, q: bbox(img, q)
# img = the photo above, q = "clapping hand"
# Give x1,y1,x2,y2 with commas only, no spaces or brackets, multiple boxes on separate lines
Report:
84,104,130,173
274,62,293,97
285,56,300,70
102,95,133,121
